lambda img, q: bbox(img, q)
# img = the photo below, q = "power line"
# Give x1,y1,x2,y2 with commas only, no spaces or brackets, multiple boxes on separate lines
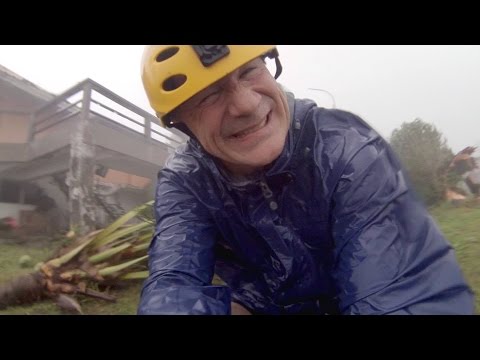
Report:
308,88,336,109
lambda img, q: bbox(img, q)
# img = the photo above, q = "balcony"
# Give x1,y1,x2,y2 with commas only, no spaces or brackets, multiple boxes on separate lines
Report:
1,79,186,181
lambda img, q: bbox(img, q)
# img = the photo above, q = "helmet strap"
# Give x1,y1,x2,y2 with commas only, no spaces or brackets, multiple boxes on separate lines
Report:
263,49,283,79
274,56,283,79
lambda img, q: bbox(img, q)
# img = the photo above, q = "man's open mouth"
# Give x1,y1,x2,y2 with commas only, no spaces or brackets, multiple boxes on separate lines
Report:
229,112,270,139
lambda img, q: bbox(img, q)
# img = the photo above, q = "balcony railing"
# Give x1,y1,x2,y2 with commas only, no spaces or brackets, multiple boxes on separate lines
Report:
30,78,185,150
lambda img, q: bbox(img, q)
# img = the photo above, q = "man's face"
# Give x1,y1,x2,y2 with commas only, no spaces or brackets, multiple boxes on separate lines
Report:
174,58,290,176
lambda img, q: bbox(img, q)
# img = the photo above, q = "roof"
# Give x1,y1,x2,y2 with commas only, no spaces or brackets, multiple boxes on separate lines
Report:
0,64,55,102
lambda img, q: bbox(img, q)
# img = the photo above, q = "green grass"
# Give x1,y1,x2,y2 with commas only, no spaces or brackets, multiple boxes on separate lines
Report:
76,282,142,315
0,239,142,315
0,202,479,314
0,241,55,284
429,202,480,313
0,281,143,315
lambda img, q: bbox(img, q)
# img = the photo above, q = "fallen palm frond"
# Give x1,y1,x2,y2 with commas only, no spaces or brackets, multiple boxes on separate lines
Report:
0,200,155,312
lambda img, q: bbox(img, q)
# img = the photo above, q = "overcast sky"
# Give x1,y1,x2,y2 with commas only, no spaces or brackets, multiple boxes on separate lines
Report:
1,45,479,153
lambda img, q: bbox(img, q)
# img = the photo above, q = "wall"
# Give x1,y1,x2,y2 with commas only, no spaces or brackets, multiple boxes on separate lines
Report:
0,112,29,143
32,176,69,231
116,188,151,214
0,202,36,223
99,169,151,189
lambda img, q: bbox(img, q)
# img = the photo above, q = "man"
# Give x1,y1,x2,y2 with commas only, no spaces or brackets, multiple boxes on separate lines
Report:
137,45,474,315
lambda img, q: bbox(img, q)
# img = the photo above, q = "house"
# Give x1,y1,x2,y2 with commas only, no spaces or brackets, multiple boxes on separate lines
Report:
0,64,186,236
447,147,480,202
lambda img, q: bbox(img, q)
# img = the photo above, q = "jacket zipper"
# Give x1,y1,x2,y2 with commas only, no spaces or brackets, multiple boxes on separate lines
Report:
259,180,273,199
259,179,278,210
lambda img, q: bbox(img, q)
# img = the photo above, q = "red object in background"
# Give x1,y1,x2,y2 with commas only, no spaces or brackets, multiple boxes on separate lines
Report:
0,217,18,230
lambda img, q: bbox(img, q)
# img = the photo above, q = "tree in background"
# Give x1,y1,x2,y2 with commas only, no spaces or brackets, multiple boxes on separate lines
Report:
390,118,454,206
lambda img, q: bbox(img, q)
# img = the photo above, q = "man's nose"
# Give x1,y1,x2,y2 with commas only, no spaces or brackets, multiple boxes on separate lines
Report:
226,86,261,118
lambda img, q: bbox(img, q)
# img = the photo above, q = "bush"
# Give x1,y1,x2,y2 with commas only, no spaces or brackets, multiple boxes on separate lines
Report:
390,118,454,206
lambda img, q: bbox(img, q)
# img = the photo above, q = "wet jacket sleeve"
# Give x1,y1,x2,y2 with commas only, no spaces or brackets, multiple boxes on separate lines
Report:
137,172,231,315
326,111,474,314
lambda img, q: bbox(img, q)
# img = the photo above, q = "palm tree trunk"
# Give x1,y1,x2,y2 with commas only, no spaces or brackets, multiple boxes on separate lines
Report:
0,272,46,309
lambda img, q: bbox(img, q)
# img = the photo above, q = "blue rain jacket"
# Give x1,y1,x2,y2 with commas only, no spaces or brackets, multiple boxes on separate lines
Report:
138,94,474,315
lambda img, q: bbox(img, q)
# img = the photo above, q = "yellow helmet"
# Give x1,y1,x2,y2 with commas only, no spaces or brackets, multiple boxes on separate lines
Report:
141,45,281,127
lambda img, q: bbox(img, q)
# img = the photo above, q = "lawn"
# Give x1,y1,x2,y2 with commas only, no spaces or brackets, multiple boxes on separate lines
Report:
0,202,478,315
429,202,480,313
0,238,143,315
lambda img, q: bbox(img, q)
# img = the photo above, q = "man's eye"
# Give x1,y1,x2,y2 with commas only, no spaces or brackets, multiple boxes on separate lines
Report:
240,67,258,79
200,90,220,105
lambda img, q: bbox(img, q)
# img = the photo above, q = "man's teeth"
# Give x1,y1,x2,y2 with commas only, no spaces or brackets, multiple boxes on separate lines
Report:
233,118,267,138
